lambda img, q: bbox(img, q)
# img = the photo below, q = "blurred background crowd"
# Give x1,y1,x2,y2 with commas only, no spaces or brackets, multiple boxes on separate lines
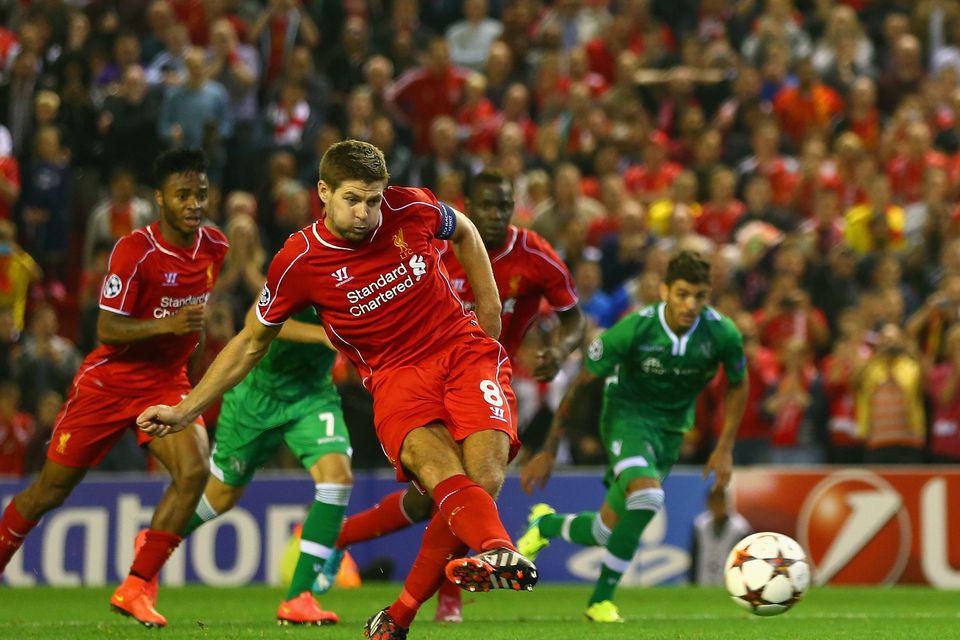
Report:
0,0,959,476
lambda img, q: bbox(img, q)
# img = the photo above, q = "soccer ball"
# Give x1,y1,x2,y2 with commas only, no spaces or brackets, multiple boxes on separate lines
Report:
724,532,810,617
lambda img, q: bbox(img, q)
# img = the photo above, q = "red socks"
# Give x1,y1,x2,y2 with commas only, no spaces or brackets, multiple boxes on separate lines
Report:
129,530,182,581
433,474,515,553
387,511,467,628
337,489,413,548
0,500,38,574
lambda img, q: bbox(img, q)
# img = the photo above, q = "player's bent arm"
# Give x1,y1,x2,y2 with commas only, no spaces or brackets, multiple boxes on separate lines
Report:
703,377,749,489
243,304,332,347
139,320,282,435
533,305,587,382
520,367,599,494
556,305,587,357
448,207,502,338
716,377,748,452
97,305,200,345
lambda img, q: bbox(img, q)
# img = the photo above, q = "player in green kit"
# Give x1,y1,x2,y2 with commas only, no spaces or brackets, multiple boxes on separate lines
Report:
518,250,748,623
146,306,352,625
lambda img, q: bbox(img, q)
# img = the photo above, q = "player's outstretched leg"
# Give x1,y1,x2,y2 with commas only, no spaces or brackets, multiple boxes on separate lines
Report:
585,486,664,622
0,461,86,577
518,505,611,559
337,487,426,548
371,510,467,633
279,454,352,625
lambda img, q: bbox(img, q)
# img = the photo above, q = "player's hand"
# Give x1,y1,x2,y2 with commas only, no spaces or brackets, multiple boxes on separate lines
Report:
166,304,206,335
520,451,556,494
703,446,734,490
532,346,563,382
136,404,190,438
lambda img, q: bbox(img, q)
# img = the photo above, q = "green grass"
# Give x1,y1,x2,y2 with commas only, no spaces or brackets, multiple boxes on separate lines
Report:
1,584,957,639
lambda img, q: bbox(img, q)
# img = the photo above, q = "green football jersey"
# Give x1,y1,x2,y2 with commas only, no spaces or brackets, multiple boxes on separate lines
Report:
245,307,337,402
584,302,746,431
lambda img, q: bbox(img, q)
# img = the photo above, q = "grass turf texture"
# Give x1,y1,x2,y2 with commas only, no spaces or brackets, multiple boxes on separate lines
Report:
1,584,956,639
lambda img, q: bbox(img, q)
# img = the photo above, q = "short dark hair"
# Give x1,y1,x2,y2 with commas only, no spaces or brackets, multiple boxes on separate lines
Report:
319,139,389,191
467,167,509,200
665,250,711,286
154,148,207,188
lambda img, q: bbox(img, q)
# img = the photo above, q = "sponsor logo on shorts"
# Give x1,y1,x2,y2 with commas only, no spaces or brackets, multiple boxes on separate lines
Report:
103,274,123,299
56,432,71,454
490,406,506,421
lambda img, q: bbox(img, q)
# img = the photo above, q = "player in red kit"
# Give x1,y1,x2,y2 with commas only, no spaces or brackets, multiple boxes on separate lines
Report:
0,149,227,628
136,141,539,639
324,169,585,623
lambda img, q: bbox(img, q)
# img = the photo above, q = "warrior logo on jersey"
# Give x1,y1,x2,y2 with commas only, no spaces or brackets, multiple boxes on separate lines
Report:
258,284,271,307
103,274,123,299
588,337,603,361
332,266,354,286
394,229,413,259
163,272,179,286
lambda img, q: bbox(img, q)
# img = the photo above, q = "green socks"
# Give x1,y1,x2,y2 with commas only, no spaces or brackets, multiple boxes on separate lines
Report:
540,512,611,547
285,483,352,599
589,488,664,605
182,495,218,536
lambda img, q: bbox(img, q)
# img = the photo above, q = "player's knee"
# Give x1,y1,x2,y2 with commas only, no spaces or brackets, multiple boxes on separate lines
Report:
176,459,211,496
471,468,505,498
625,487,665,515
401,489,433,522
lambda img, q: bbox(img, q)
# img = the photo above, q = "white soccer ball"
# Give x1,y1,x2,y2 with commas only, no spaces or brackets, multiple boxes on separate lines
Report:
723,532,810,617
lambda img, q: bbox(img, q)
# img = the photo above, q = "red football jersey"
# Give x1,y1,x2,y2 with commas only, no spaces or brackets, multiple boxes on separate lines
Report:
439,226,578,357
82,223,228,394
257,186,474,387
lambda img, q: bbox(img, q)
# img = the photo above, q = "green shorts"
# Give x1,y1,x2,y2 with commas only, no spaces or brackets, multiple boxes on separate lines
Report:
600,401,684,514
210,382,352,487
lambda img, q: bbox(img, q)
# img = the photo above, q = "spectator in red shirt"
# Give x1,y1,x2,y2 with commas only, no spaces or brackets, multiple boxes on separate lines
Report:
886,121,947,205
755,272,831,355
624,130,682,203
0,125,19,221
822,308,870,464
457,73,498,160
927,325,960,463
736,119,798,208
731,312,778,465
697,167,746,245
0,381,34,477
773,57,845,148
386,36,470,155
831,76,881,152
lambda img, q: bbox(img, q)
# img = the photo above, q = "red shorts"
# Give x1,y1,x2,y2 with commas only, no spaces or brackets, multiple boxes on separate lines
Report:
371,335,520,481
47,382,205,468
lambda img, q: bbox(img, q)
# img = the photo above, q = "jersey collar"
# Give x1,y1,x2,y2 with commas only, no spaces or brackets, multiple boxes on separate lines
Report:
489,226,518,263
658,302,700,356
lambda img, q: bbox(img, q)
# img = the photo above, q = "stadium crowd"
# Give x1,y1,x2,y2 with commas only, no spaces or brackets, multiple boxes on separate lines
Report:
0,0,959,476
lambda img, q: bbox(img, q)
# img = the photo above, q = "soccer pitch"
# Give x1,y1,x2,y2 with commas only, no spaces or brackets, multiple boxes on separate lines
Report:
1,584,957,639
